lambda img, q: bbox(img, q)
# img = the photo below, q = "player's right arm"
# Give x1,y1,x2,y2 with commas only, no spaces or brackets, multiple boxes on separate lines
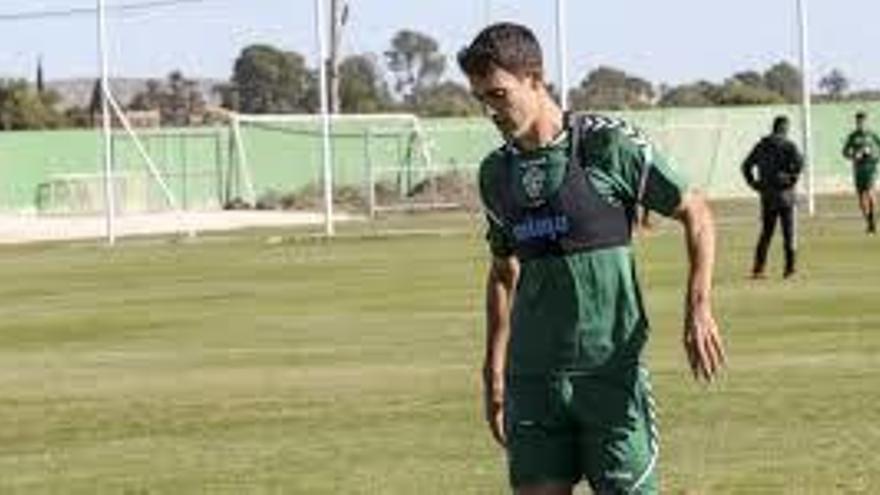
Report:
484,254,518,447
741,142,762,191
477,151,518,447
843,132,857,161
871,132,880,159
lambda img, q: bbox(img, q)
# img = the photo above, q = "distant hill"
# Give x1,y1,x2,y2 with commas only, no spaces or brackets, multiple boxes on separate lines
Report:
46,78,224,110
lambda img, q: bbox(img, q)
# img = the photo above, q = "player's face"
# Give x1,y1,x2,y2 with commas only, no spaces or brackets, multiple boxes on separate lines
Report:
777,122,789,136
857,118,866,131
468,66,543,141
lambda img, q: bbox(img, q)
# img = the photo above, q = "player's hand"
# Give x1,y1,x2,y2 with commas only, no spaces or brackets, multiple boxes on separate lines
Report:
483,373,506,447
777,172,794,187
683,302,726,382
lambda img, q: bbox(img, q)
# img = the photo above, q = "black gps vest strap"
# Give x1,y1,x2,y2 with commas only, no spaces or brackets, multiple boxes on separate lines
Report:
496,113,632,260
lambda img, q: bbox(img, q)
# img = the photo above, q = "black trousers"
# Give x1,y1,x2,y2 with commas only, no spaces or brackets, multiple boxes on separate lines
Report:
753,199,796,274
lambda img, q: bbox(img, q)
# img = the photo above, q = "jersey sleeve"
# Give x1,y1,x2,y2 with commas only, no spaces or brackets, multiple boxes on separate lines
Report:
639,144,689,216
584,125,690,217
478,152,516,258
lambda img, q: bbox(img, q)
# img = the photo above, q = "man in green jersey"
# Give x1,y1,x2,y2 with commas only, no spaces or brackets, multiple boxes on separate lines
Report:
458,23,725,494
843,111,880,233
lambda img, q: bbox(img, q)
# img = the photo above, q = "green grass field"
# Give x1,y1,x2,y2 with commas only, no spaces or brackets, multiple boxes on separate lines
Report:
0,196,878,494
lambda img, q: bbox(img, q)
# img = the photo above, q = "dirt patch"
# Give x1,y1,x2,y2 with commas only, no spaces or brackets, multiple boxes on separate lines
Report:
0,211,354,245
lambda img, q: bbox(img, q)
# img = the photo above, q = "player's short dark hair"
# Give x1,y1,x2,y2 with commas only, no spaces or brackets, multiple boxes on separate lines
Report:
856,111,868,121
773,115,789,133
457,22,544,79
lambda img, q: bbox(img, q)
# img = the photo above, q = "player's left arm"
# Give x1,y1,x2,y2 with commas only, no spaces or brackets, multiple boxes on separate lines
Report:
611,128,726,381
781,142,805,187
872,132,880,156
671,190,725,382
790,142,805,176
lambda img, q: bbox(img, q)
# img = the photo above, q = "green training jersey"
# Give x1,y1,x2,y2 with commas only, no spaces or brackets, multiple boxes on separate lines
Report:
479,119,688,376
843,129,880,166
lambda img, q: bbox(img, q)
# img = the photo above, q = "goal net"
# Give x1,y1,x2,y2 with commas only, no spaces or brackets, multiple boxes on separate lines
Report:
229,112,473,217
35,127,229,215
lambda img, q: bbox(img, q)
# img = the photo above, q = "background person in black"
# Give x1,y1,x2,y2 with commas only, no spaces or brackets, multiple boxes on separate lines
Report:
741,115,804,278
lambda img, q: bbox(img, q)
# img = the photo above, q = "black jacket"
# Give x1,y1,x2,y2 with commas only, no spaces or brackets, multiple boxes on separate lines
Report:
741,134,804,207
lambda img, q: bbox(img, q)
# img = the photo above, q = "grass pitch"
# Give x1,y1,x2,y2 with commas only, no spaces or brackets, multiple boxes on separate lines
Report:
0,196,878,494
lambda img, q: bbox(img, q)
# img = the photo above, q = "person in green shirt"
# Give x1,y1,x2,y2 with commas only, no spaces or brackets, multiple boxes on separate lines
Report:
458,22,725,495
843,111,880,233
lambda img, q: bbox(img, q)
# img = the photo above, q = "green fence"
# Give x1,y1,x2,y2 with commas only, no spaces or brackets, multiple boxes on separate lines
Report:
613,102,880,197
1,101,877,213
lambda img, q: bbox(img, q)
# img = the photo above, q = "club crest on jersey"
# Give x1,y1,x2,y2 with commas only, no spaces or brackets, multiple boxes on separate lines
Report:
521,165,546,202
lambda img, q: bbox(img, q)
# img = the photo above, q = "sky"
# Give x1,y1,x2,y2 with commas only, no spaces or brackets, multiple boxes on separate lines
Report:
0,0,878,92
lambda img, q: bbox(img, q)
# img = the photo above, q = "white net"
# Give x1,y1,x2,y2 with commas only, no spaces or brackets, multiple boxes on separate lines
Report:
229,112,472,216
36,127,228,215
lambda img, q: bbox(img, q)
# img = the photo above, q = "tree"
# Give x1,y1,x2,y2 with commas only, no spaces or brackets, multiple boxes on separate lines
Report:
384,30,446,106
64,106,94,128
848,90,880,101
230,44,315,113
128,71,206,126
165,71,205,126
213,82,239,111
129,79,163,111
763,62,802,103
415,81,482,117
338,54,391,113
36,57,45,94
819,68,849,100
718,68,789,105
0,79,67,130
88,78,103,126
660,62,801,107
568,66,654,110
716,80,785,106
731,70,765,89
659,81,719,107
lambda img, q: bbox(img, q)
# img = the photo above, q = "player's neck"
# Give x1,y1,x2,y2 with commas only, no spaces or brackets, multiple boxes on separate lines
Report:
514,98,563,152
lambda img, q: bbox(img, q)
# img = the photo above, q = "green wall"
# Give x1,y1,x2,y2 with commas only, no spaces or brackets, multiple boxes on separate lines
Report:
1,101,877,212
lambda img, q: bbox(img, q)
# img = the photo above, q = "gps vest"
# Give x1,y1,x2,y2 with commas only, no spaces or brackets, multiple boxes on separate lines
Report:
495,114,634,261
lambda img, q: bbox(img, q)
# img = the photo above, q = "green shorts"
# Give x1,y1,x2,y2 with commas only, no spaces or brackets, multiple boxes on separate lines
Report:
504,366,658,493
854,163,877,193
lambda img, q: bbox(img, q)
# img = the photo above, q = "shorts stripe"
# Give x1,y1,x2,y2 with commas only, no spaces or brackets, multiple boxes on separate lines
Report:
630,367,659,493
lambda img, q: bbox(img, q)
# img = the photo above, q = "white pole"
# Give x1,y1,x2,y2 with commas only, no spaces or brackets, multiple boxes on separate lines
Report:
104,92,196,238
797,0,815,215
555,0,569,110
230,114,257,204
97,0,116,245
315,0,335,236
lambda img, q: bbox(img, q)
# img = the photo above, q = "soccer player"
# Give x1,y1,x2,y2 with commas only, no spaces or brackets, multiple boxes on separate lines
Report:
843,111,880,234
458,23,725,495
741,115,804,278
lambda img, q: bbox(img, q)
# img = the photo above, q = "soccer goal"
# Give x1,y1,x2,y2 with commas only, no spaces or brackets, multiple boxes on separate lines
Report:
35,127,231,215
228,112,472,218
